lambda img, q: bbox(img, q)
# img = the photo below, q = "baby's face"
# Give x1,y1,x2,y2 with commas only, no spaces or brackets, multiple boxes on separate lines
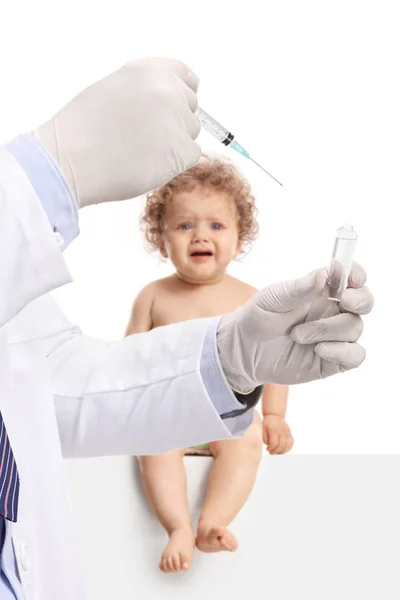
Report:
161,186,241,283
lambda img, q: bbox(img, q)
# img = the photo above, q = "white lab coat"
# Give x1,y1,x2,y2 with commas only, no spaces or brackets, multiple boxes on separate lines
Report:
0,147,238,599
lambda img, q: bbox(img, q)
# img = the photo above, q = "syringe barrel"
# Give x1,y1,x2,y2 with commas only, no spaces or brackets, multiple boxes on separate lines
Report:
195,107,234,145
328,224,357,300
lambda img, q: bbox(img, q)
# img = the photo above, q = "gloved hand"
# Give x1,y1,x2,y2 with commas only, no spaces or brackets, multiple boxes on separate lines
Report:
31,58,201,208
217,263,374,392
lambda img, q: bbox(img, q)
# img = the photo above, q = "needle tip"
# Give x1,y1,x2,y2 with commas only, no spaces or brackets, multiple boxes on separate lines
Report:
249,157,283,187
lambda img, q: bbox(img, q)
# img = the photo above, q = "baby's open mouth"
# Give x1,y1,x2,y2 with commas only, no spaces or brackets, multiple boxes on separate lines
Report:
190,251,213,257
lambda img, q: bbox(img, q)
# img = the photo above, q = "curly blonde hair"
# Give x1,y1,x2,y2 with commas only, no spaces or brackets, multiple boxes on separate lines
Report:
141,154,259,255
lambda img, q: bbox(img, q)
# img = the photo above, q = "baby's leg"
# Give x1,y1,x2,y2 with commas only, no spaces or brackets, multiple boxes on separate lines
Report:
196,412,263,553
139,450,195,573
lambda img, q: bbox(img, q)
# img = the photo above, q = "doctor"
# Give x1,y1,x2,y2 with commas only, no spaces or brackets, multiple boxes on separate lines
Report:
0,58,373,599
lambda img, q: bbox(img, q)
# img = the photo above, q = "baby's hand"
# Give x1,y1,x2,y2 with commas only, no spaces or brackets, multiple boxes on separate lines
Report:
262,415,294,455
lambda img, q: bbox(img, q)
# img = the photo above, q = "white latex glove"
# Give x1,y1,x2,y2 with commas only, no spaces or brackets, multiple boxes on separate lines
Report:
217,263,374,392
31,58,201,208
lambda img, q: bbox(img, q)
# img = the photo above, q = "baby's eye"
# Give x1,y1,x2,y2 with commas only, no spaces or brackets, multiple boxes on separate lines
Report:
179,223,192,231
211,223,223,231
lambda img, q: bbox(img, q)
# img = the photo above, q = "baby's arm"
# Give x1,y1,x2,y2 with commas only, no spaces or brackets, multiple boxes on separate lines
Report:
124,284,155,336
261,384,289,419
261,385,293,454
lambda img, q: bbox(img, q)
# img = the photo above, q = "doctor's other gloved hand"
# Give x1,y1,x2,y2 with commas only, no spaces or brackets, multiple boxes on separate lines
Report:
31,58,201,208
217,263,374,392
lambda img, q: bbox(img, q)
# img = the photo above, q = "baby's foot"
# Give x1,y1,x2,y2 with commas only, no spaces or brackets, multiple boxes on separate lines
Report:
159,526,195,573
196,521,238,553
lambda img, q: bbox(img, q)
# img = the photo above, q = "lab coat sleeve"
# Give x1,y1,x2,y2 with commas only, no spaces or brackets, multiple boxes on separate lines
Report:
0,141,77,327
9,294,253,456
6,136,79,249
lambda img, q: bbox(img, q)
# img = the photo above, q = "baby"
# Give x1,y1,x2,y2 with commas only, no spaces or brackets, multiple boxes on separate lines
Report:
125,155,294,573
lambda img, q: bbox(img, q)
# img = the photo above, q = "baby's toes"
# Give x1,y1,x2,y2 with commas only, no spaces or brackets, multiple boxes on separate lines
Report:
180,553,190,570
225,531,238,552
172,554,182,571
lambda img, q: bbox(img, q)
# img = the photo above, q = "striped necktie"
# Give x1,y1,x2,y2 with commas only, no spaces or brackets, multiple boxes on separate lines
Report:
0,411,20,522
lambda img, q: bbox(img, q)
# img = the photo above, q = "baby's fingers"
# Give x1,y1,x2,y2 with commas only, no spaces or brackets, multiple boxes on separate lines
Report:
273,434,288,455
262,426,269,447
281,434,295,454
266,430,279,453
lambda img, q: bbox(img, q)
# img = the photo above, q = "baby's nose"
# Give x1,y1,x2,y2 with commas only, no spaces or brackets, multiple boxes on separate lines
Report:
192,227,210,242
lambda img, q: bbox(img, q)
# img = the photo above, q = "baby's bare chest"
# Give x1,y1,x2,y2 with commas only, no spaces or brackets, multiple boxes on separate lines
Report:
152,289,245,327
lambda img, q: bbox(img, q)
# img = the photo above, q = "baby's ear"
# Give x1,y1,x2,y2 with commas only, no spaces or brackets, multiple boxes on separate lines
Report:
159,242,168,259
234,240,244,257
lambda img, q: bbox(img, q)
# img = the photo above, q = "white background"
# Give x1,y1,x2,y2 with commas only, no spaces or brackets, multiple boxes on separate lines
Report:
65,455,400,600
1,0,399,452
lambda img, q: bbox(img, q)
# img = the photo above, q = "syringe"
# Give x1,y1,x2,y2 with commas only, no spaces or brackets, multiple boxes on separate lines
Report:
327,224,357,300
195,107,283,187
